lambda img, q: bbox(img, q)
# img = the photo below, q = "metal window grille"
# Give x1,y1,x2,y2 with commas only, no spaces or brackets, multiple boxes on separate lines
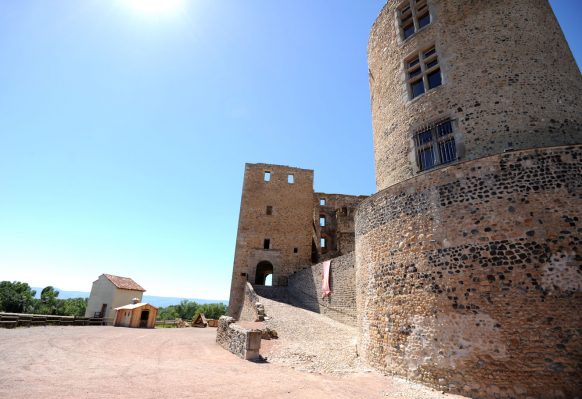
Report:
414,119,457,171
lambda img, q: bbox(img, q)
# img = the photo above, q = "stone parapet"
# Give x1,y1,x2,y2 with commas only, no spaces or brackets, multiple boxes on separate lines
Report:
216,316,262,361
239,282,265,322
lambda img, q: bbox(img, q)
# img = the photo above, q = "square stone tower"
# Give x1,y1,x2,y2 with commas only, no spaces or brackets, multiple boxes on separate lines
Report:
228,163,315,317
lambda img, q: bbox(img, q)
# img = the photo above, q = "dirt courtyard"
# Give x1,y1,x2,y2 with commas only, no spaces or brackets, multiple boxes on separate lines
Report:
0,326,466,399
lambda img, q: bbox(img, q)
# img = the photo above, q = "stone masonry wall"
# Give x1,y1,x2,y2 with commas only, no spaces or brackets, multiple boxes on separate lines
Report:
253,285,290,304
287,253,357,326
228,164,315,317
315,193,368,260
216,316,262,360
355,145,582,398
369,0,582,191
228,163,366,318
239,282,262,323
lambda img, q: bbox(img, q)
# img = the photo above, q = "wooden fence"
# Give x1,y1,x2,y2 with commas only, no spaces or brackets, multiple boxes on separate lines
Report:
0,312,104,328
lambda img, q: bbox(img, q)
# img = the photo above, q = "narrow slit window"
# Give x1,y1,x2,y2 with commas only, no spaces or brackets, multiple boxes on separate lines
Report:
263,239,270,249
264,171,271,182
287,174,294,184
320,238,326,248
320,216,326,227
266,206,273,215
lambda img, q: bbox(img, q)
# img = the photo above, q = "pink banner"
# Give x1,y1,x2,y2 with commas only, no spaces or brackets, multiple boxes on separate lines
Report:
322,260,331,298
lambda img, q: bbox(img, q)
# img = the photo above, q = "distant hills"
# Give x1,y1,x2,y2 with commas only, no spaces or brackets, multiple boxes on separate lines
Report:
32,288,228,307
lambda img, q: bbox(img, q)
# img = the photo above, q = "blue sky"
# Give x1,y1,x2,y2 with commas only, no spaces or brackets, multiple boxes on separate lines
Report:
0,1,580,300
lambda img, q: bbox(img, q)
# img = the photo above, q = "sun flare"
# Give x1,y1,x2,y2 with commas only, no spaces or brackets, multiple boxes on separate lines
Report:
123,0,185,16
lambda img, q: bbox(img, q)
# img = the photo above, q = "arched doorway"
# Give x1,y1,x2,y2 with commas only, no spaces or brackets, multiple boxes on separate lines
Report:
255,261,273,285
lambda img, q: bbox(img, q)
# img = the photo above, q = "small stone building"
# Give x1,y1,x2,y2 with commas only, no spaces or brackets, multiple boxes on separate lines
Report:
114,302,157,329
85,274,146,324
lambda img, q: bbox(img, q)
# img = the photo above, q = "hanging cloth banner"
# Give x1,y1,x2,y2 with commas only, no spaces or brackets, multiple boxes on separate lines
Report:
322,260,332,298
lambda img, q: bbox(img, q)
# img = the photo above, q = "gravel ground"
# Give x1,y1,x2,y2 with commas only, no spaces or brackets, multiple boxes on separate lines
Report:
0,325,467,398
260,297,365,373
256,297,468,398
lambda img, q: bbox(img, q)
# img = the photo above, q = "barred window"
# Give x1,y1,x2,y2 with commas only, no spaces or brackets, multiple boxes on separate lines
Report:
398,0,431,40
406,45,442,100
413,119,457,171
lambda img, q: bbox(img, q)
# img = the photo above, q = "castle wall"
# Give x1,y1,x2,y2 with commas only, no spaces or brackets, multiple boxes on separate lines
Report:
315,193,368,259
228,164,366,318
355,145,582,398
287,253,357,327
369,0,582,191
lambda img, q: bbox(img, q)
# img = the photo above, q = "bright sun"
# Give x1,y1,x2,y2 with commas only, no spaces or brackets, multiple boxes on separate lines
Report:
124,0,185,16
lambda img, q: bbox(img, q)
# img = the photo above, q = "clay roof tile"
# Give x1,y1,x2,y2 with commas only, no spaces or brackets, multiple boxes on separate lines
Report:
103,274,146,292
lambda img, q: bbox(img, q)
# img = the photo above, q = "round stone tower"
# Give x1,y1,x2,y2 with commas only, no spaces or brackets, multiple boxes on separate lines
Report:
356,1,582,397
368,0,582,191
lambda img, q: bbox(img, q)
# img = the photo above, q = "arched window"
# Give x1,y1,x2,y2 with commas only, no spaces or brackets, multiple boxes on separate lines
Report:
255,261,273,285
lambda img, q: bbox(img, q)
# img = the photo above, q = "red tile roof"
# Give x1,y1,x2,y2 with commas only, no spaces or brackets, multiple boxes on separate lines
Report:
103,274,146,292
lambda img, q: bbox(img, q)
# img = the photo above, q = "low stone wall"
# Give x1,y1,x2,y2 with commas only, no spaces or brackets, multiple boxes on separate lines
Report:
287,253,357,326
215,316,262,360
239,282,267,322
355,145,582,398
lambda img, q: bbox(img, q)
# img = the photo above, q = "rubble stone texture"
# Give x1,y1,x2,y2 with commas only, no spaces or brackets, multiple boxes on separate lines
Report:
369,0,582,191
216,316,262,360
356,146,582,397
359,0,582,396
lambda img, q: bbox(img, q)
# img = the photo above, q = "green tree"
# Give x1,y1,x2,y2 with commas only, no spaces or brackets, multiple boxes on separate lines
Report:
0,281,36,313
56,297,87,317
194,303,227,320
35,286,60,315
156,306,179,320
175,300,199,320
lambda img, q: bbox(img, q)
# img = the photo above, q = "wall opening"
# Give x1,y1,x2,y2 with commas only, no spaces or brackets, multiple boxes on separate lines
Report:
288,174,294,184
320,198,326,206
139,310,149,328
98,303,107,318
320,215,326,227
263,239,271,249
264,274,272,286
266,205,273,215
264,171,271,182
255,261,274,285
321,237,327,248
293,247,298,253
